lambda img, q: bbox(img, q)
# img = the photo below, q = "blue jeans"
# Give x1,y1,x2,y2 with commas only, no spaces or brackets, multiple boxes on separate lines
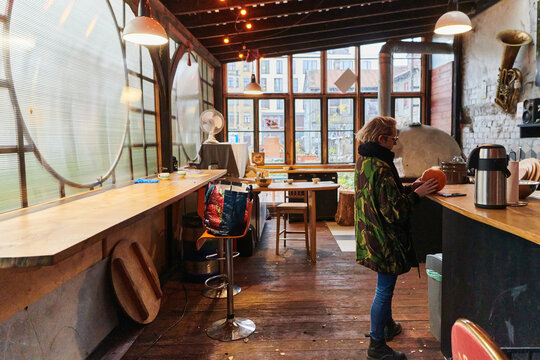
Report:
369,272,398,341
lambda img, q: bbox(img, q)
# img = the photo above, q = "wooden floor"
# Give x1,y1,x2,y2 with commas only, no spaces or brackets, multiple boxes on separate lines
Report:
116,221,444,360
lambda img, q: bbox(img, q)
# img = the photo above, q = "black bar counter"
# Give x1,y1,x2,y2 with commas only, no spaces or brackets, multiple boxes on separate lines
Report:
423,185,540,357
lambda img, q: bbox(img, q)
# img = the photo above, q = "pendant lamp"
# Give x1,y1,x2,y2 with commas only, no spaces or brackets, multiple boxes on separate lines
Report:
123,0,168,46
434,10,472,35
244,74,263,95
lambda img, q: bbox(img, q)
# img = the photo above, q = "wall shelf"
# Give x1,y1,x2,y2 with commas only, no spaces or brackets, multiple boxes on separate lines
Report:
518,123,540,138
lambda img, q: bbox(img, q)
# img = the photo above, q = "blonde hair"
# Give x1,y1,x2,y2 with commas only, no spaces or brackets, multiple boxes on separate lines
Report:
356,116,396,144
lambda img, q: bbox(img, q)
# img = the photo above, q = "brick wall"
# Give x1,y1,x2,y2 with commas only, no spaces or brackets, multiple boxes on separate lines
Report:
461,0,540,159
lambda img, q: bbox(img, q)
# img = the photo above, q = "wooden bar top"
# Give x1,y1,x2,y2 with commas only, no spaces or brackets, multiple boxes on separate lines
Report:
428,184,540,246
0,170,226,269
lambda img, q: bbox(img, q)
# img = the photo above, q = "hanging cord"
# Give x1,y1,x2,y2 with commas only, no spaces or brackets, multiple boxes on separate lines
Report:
133,282,189,360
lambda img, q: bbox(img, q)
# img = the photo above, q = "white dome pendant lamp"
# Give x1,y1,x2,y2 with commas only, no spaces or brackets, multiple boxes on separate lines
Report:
434,1,472,36
123,0,168,46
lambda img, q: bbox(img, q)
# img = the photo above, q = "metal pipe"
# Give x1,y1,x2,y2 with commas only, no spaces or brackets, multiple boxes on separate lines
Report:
226,238,235,319
378,41,454,116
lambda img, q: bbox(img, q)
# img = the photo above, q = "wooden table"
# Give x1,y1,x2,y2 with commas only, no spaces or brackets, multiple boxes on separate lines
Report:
0,170,226,268
252,181,340,263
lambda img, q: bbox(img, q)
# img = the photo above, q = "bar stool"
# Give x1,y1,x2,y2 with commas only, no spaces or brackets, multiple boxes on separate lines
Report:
196,199,255,341
196,188,241,299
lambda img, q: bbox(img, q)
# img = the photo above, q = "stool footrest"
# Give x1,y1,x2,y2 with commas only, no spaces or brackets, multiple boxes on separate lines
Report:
279,237,307,241
206,253,226,261
204,274,228,290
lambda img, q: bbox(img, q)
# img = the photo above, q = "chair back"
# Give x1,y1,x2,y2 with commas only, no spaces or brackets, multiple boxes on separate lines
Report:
285,180,307,202
451,318,509,360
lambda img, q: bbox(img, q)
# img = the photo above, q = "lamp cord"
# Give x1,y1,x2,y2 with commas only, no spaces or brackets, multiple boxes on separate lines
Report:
133,282,189,360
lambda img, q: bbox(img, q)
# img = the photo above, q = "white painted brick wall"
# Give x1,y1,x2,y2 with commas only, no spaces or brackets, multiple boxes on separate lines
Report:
461,0,540,159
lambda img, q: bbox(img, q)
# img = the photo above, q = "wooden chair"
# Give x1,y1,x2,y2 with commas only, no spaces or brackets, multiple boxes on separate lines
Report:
197,198,255,341
275,181,309,255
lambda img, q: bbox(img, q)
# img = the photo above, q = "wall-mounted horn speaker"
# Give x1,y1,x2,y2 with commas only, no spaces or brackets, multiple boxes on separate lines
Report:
522,98,540,124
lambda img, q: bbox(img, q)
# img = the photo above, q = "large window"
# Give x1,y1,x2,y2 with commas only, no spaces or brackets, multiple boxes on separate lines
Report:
328,99,354,163
360,42,383,92
227,99,254,153
295,99,321,163
260,55,287,94
227,61,257,94
259,99,285,163
394,97,421,128
393,38,422,92
293,52,321,93
0,0,157,214
327,47,356,93
224,42,427,165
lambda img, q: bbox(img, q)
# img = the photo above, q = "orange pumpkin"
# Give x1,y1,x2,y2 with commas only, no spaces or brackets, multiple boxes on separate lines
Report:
421,168,447,192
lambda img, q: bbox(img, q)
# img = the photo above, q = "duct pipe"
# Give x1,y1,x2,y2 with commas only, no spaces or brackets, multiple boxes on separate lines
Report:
378,41,454,116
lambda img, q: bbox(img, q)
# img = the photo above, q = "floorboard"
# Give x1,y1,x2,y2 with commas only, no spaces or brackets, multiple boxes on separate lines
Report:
114,221,444,360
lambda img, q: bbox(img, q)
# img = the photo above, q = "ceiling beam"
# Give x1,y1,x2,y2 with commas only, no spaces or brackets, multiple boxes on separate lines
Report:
177,0,392,28
211,16,440,57
202,7,443,49
188,0,475,40
213,20,435,59
217,25,435,62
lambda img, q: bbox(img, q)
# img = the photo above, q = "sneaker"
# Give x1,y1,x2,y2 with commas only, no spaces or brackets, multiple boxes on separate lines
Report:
367,337,407,360
385,319,402,342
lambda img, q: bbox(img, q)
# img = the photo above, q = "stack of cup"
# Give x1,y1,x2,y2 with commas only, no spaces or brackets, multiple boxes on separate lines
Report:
507,160,519,203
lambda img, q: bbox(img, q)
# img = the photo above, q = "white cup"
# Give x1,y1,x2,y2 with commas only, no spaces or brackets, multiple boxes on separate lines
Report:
158,172,170,180
176,171,187,178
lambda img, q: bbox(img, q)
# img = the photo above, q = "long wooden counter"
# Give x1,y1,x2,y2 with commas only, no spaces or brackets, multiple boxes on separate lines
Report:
428,184,540,246
422,184,540,357
0,169,225,268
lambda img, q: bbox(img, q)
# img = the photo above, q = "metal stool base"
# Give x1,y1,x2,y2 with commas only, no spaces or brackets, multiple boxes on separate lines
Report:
202,285,241,299
206,317,256,341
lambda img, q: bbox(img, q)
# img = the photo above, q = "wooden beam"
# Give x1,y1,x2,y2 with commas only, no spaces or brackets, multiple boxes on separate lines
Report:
210,16,440,57
176,0,395,28
188,0,475,40
203,9,442,49
216,25,435,62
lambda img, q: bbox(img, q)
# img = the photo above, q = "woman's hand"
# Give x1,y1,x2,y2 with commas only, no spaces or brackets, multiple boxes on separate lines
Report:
414,178,438,197
410,178,424,191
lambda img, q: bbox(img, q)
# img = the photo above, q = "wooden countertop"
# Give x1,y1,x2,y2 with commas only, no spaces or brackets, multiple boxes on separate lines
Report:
0,170,226,268
428,184,540,246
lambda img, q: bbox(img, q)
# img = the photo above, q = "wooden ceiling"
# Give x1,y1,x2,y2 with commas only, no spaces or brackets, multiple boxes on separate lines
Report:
161,0,498,64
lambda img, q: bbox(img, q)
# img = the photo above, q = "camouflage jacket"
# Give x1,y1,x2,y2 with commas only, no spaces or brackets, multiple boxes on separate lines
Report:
355,153,419,275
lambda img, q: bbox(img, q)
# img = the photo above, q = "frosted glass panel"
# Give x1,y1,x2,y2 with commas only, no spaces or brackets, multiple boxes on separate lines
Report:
0,154,21,212
171,53,201,165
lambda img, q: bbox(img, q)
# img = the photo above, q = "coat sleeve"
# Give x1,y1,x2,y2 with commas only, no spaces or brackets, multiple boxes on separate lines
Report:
375,165,418,226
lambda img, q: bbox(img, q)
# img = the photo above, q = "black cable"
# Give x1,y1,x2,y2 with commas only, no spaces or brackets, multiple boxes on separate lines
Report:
134,282,189,360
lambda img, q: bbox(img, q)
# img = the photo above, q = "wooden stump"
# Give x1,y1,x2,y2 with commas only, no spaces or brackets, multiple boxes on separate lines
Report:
335,189,355,226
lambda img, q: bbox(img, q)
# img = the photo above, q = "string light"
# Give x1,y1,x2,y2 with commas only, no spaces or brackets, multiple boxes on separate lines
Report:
223,37,230,44
240,8,247,15
245,22,252,29
238,53,244,59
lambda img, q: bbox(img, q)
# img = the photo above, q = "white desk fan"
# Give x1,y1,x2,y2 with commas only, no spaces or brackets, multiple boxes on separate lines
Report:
200,109,224,144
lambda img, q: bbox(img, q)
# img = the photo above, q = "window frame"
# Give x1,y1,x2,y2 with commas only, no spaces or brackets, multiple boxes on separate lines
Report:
223,42,427,165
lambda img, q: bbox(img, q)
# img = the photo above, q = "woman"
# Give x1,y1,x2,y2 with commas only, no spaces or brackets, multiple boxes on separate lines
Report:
355,117,438,360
